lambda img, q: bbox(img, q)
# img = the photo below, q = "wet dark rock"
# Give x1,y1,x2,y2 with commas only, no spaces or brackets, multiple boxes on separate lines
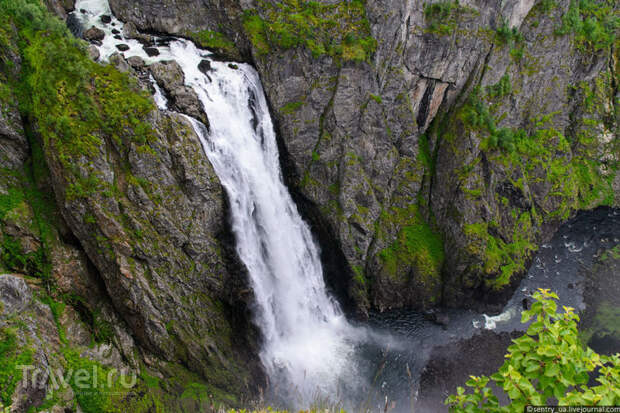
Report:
100,14,112,24
112,28,120,34
144,47,160,57
228,63,238,70
113,35,122,40
198,59,212,74
84,26,105,41
65,13,83,38
115,43,130,51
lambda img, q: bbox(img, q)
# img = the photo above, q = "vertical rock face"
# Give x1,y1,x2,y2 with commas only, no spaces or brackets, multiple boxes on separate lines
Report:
109,0,618,314
0,7,261,409
44,107,253,385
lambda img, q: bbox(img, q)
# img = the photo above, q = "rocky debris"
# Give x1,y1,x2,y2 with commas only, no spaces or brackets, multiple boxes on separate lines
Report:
0,273,137,412
115,43,130,51
84,25,105,41
100,14,112,24
149,60,208,125
0,98,28,171
0,274,32,315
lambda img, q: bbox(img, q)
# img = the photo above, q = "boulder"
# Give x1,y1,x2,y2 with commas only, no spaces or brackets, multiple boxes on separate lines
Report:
84,26,105,41
149,60,208,125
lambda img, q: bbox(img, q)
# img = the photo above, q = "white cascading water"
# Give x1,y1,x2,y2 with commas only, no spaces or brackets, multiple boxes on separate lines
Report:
75,0,363,404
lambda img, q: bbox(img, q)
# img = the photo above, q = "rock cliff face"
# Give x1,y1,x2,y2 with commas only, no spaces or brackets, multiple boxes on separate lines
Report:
1,0,618,409
1,3,261,410
108,0,618,314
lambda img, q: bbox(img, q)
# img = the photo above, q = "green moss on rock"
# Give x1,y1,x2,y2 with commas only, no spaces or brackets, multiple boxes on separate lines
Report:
378,205,444,287
0,327,34,406
243,0,376,61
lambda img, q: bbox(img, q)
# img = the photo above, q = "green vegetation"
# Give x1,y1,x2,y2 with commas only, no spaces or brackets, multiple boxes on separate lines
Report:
369,93,382,104
0,327,34,406
0,235,47,279
556,0,619,52
242,0,376,61
280,100,304,114
0,0,155,203
461,87,525,152
423,0,474,36
447,289,620,410
464,212,537,290
580,302,620,348
442,70,616,290
185,29,238,57
378,205,444,287
485,74,512,99
494,18,523,46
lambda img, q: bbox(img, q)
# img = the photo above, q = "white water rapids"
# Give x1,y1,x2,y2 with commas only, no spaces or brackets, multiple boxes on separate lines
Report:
74,0,364,404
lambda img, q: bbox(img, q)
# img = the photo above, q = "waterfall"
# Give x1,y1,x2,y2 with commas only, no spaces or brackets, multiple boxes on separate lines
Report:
74,0,362,404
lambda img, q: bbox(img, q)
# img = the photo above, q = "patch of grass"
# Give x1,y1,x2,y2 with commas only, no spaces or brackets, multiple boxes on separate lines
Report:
464,212,537,290
0,188,24,220
0,327,34,406
378,205,444,284
280,100,304,114
1,235,50,282
243,0,376,61
62,348,132,413
185,29,238,57
1,0,155,203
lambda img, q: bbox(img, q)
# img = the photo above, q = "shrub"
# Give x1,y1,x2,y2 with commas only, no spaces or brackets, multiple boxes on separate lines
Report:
423,0,466,36
446,289,620,411
556,0,619,52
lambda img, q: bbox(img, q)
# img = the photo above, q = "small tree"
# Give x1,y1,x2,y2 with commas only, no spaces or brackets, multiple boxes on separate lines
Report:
446,289,620,411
